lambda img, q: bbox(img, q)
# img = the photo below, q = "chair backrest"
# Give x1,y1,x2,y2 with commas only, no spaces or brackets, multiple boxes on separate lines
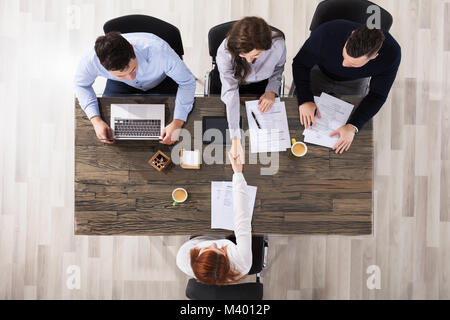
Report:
186,279,263,300
208,20,285,62
309,0,393,32
103,14,184,58
226,234,265,275
185,234,267,300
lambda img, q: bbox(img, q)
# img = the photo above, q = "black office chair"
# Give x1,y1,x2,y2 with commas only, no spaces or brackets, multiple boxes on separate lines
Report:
185,234,268,300
102,15,183,96
309,0,393,32
289,0,393,96
103,14,184,59
204,21,285,96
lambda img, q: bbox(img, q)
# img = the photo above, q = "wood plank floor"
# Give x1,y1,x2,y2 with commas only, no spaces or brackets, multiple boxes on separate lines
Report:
0,0,448,299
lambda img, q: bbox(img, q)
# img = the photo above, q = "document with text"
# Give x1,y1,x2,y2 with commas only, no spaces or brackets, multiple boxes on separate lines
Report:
245,99,291,153
211,181,257,231
303,93,354,148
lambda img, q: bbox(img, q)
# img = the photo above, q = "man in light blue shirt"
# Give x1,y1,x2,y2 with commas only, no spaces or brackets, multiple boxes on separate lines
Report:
74,32,196,144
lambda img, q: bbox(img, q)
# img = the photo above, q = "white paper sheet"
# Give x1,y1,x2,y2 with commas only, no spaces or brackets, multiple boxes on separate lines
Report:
211,181,257,231
303,93,354,148
245,99,291,153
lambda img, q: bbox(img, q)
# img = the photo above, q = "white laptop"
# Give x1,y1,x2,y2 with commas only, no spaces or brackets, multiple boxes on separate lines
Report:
110,104,165,140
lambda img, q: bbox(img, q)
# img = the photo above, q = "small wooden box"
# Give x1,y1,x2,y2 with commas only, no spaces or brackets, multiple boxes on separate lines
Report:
149,150,172,172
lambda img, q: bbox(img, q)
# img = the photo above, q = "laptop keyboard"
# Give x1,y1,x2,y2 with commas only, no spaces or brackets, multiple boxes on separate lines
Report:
114,119,161,137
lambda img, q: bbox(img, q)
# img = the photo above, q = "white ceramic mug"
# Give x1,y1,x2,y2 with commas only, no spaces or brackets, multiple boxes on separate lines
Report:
172,188,188,205
290,139,307,157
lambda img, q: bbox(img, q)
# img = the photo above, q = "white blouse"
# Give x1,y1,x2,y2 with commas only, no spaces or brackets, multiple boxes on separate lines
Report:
216,34,287,139
176,173,252,278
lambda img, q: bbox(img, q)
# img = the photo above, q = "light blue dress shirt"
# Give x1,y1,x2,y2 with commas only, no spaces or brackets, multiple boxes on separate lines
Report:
74,33,196,122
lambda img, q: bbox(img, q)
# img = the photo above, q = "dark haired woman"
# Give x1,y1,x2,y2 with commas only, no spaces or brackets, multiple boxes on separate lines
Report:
216,16,286,159
176,152,251,285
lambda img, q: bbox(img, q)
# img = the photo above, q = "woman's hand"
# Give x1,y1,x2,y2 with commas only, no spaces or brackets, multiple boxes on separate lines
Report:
230,138,244,163
258,91,276,113
228,151,243,173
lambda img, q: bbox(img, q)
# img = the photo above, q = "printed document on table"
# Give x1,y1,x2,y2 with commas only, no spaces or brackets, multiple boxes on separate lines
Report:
303,96,338,148
245,99,291,153
211,181,257,231
303,93,354,148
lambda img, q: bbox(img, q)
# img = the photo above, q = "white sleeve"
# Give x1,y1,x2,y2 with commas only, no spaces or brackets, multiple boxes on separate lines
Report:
232,173,252,274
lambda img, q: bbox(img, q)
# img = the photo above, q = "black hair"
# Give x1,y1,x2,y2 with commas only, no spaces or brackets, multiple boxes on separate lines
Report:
94,32,136,71
345,25,385,58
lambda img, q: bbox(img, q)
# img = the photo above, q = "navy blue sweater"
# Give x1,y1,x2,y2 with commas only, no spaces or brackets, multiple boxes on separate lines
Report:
292,19,401,130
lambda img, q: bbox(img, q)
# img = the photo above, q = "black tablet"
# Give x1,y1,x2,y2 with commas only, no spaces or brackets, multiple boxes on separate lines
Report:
202,116,242,145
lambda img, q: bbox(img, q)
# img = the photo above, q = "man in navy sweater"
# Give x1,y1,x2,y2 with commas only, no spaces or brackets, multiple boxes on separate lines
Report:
292,19,401,153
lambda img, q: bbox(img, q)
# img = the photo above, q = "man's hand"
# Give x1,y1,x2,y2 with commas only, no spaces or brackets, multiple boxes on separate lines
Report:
299,102,321,129
230,138,244,164
258,91,276,113
160,119,184,145
330,124,356,154
228,151,243,174
91,116,114,144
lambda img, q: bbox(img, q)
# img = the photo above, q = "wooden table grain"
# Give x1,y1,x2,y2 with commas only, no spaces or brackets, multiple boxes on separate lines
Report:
75,96,373,236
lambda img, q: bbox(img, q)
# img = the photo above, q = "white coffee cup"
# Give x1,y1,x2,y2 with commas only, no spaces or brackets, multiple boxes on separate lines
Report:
172,188,188,205
290,139,307,157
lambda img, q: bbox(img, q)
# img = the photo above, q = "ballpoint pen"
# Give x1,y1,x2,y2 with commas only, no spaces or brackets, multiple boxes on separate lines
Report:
251,111,261,129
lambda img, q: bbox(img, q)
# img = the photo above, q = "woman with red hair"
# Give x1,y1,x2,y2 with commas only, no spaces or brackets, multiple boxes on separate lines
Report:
176,152,252,285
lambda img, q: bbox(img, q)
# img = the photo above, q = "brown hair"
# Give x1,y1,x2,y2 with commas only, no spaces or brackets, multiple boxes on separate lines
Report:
95,31,136,71
226,16,282,84
190,245,246,285
345,25,385,58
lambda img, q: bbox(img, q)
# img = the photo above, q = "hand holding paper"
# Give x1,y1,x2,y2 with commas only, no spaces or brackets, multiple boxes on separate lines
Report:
258,91,276,113
245,99,291,153
299,101,321,129
303,93,354,149
330,124,356,154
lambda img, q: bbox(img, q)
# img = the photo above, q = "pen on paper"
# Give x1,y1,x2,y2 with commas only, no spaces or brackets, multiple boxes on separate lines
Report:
251,111,261,129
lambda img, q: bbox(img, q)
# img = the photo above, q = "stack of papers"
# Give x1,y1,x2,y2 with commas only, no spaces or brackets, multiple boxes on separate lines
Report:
303,93,354,148
180,149,200,169
245,99,291,153
211,181,257,231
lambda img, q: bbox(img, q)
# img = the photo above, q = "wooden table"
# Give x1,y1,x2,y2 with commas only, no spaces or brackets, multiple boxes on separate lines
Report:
75,96,373,236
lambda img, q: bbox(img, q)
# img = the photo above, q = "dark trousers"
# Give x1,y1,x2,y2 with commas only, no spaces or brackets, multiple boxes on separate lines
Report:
103,77,178,96
209,65,270,96
239,79,269,96
310,65,370,99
